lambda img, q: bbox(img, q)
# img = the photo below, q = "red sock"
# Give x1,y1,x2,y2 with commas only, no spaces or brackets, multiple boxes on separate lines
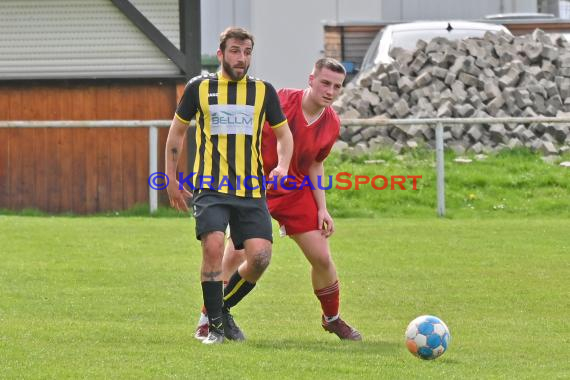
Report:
314,280,340,320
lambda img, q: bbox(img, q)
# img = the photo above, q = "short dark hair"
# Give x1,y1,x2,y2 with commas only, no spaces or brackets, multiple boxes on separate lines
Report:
314,58,346,76
219,27,254,51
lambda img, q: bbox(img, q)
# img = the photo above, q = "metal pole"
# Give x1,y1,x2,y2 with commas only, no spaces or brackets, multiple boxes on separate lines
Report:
435,122,445,217
149,126,158,214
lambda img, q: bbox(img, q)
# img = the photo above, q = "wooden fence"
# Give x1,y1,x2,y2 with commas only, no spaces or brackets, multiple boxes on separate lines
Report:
0,81,187,213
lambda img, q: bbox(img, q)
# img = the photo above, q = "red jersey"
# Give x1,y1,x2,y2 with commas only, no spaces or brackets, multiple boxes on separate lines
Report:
262,88,340,196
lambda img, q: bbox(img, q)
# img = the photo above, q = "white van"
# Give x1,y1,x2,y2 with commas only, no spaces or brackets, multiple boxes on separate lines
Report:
357,21,511,74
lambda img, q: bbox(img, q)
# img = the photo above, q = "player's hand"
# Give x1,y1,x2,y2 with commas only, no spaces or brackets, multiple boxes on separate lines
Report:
166,181,193,211
318,208,335,238
266,165,288,190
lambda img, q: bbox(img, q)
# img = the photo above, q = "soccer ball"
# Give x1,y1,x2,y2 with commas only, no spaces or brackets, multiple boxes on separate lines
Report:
405,315,451,360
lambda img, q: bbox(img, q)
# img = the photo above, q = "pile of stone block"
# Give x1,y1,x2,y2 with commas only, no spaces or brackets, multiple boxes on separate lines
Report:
333,29,570,155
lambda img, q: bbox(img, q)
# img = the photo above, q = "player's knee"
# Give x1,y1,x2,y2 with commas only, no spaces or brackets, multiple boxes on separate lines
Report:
312,253,333,272
201,232,225,263
252,249,271,275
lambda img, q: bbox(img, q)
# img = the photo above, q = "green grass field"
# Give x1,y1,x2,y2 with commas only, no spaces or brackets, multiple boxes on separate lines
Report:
1,216,568,379
324,148,570,218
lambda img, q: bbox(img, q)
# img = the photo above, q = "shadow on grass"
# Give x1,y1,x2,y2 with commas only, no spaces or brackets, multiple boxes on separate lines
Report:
246,338,399,354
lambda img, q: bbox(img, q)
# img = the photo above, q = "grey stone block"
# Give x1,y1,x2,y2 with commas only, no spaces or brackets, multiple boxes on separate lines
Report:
559,53,570,68
357,73,374,88
440,89,458,104
458,72,480,87
559,67,570,77
539,140,559,155
527,83,547,99
431,79,447,93
451,81,467,99
392,48,414,66
444,72,456,86
397,76,415,93
542,132,556,144
521,129,536,141
449,125,465,139
545,124,569,143
530,123,546,136
437,101,454,117
469,142,484,154
522,106,539,117
467,124,485,141
541,44,559,61
512,124,527,138
331,140,349,152
484,81,502,99
524,42,543,62
489,124,506,143
507,138,523,149
406,140,419,150
340,108,360,119
559,78,570,99
376,72,390,86
429,52,447,66
351,133,364,144
387,68,400,85
392,142,404,154
432,66,448,79
355,99,371,116
485,95,505,116
454,103,476,117
469,95,483,108
368,136,395,151
514,89,533,108
361,126,381,140
414,71,433,87
354,142,369,155
449,56,466,75
499,69,520,89
547,94,563,109
506,103,523,116
393,99,410,118
361,89,381,107
409,52,428,73
370,80,384,94
542,60,556,78
496,46,516,65
543,80,559,97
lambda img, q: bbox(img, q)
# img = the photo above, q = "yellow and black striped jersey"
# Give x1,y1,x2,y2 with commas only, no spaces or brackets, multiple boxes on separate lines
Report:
175,72,287,198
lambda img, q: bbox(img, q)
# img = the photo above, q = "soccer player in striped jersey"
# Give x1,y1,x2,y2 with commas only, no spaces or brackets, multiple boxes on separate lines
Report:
166,27,293,344
195,58,362,341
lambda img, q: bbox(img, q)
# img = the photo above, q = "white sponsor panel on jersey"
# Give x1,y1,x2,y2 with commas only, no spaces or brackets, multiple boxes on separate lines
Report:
210,104,254,135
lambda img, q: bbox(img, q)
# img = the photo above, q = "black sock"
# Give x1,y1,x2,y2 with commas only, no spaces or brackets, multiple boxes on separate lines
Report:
202,281,223,330
223,271,256,313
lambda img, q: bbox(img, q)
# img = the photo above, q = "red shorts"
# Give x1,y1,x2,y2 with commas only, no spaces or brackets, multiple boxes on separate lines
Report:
267,187,318,236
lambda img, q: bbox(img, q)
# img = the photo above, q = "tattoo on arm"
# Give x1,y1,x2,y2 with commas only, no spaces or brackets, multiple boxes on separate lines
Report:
202,270,222,281
171,147,178,162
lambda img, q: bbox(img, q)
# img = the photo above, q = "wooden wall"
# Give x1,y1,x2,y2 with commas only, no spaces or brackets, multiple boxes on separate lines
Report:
0,81,188,214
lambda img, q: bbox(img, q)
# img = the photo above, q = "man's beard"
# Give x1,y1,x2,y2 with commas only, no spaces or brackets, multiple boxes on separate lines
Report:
222,59,249,81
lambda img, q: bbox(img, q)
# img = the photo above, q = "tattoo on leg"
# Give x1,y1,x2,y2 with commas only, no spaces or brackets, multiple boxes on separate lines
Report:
171,147,178,162
252,251,271,275
202,270,222,281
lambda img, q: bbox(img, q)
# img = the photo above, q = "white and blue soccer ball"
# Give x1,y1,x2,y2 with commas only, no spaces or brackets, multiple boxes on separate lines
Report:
405,315,451,360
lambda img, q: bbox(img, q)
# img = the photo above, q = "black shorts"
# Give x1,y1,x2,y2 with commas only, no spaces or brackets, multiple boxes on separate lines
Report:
192,190,273,249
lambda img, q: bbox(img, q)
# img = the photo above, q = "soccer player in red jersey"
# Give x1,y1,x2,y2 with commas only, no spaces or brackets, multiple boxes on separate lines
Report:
195,58,362,341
